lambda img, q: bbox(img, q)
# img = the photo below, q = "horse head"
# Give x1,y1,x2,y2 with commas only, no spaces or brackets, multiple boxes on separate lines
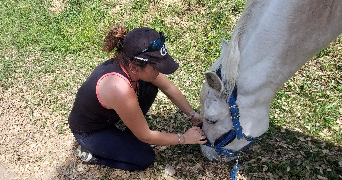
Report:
200,39,261,162
199,0,342,162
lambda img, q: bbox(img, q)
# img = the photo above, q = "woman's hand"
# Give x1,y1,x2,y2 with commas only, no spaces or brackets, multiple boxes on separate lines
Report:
183,127,207,144
189,112,202,126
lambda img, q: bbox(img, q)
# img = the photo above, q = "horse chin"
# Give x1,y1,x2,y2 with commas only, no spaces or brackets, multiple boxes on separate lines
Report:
200,145,237,162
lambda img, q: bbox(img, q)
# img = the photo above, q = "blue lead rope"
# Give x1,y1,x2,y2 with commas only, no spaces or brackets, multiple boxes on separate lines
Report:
230,163,240,180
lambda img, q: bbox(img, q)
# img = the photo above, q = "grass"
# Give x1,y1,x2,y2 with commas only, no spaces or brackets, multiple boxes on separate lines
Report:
0,0,341,179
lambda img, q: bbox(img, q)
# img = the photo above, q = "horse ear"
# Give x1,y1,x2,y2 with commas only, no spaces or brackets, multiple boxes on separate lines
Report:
204,71,223,93
221,38,229,54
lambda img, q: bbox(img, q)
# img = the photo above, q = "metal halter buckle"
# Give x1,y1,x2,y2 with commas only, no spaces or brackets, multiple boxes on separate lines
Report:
231,115,240,120
229,105,238,109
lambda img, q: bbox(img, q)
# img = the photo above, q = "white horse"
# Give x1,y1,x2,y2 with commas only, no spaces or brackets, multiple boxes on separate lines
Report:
200,0,342,161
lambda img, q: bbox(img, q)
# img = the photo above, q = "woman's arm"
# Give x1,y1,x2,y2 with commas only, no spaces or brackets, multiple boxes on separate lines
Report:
151,73,202,125
97,75,205,145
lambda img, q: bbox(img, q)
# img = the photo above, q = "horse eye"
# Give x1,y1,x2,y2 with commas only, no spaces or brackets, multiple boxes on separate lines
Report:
205,118,218,124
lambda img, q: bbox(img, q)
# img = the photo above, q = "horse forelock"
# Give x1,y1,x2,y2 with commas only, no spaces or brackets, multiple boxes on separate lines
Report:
216,36,241,101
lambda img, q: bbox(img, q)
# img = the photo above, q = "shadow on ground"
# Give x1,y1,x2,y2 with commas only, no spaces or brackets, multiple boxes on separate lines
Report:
53,113,342,180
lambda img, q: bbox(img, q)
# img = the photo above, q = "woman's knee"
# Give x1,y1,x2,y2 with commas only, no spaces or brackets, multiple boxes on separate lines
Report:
139,148,156,169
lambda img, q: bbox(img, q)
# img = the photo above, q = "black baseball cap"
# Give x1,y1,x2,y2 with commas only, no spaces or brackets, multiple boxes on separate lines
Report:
123,27,179,74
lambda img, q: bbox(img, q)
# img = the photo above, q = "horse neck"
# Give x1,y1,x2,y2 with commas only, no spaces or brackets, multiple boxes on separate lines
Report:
232,0,342,137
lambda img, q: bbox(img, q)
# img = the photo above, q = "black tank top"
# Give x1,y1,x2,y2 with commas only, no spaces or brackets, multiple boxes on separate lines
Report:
68,58,132,133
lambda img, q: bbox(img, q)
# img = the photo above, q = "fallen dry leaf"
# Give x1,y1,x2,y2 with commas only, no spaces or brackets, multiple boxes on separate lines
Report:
317,175,328,180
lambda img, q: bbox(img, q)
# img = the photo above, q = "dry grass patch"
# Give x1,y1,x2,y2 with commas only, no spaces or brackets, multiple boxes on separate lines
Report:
49,0,69,14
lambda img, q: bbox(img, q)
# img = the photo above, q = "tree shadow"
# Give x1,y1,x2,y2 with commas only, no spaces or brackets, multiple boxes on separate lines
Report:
241,124,342,179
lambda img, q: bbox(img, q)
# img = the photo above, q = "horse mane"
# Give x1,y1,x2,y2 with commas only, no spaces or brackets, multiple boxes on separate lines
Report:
208,34,240,100
208,0,257,99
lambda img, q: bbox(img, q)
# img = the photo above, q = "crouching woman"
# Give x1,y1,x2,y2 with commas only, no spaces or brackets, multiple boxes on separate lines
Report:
68,25,206,171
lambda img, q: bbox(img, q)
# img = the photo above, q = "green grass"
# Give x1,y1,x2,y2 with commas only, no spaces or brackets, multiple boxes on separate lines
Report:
1,0,341,179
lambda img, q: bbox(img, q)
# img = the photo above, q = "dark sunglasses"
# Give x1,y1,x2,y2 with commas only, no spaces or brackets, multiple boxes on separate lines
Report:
135,32,165,56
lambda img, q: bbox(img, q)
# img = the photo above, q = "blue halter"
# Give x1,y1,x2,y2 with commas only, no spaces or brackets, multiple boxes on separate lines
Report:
203,86,259,180
203,66,260,158
203,92,258,157
202,66,261,180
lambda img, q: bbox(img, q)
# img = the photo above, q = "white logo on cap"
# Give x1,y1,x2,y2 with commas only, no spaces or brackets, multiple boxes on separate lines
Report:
160,44,167,56
134,56,149,61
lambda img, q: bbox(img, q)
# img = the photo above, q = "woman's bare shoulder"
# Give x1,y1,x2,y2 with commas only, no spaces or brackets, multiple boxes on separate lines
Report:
97,74,136,109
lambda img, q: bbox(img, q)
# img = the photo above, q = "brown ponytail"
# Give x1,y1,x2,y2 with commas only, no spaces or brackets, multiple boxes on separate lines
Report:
102,25,148,68
103,25,127,57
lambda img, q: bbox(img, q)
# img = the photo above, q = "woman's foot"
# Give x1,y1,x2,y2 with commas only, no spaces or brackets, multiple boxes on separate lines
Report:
75,145,97,164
